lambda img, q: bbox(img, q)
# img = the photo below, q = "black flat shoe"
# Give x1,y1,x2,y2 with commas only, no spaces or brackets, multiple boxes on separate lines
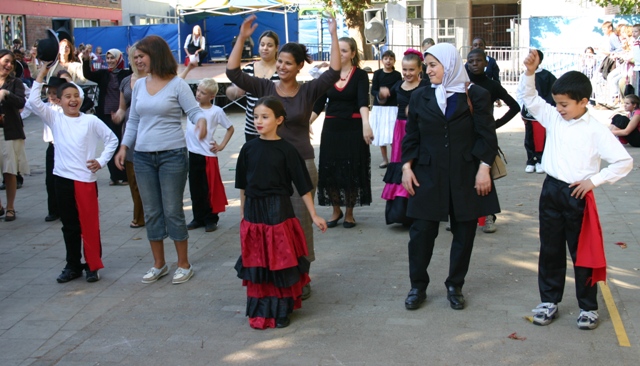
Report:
205,222,218,232
405,288,426,310
447,286,465,310
276,316,290,328
326,212,343,228
57,268,82,283
343,220,356,228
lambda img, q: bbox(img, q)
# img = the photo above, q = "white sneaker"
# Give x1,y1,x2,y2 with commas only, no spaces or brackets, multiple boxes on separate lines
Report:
535,163,544,174
482,215,496,233
525,165,535,173
172,265,194,284
532,302,558,326
577,310,599,330
142,264,168,283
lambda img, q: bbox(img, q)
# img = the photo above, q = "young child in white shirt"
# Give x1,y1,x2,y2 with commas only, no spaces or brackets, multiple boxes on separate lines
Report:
518,49,633,330
30,65,118,284
185,78,234,232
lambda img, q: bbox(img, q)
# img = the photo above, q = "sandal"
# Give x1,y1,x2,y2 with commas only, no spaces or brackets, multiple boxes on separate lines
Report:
379,162,388,169
5,209,16,222
130,221,145,228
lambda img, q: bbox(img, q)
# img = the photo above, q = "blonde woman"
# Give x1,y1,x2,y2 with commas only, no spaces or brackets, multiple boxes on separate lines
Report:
184,25,206,66
113,44,147,228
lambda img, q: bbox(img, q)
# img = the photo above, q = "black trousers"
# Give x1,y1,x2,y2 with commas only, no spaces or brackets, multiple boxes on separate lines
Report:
188,152,219,225
538,175,598,311
55,176,101,271
408,217,477,291
45,143,58,216
101,114,127,183
524,120,542,165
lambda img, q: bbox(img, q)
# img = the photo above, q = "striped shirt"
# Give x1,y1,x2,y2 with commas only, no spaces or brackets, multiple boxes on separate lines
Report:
241,62,279,136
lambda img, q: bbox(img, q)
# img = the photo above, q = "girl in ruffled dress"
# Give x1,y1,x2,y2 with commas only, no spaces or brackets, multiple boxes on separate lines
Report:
234,96,327,329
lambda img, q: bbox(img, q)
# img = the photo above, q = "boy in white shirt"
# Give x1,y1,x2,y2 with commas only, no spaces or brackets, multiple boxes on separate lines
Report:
30,66,118,284
518,49,633,330
185,78,234,232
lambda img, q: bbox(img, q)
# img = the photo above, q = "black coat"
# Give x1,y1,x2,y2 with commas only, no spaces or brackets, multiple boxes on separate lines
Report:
0,76,26,140
402,85,500,222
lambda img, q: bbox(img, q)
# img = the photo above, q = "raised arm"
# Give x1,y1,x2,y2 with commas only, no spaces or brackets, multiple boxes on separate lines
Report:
327,16,340,72
227,16,258,71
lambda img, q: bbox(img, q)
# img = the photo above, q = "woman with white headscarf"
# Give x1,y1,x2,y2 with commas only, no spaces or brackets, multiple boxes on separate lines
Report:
83,48,132,185
400,43,499,311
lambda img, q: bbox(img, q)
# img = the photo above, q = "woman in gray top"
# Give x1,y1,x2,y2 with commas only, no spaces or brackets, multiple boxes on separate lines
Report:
115,36,207,285
226,14,341,299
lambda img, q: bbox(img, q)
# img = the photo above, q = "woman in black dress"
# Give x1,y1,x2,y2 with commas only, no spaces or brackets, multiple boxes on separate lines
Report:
315,37,373,228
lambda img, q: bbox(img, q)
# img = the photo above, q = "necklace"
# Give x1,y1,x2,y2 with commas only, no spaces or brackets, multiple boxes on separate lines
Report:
255,61,276,79
277,82,299,97
340,67,353,81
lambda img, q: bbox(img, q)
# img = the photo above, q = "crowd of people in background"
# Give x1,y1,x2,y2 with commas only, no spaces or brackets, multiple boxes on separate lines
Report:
1,17,639,332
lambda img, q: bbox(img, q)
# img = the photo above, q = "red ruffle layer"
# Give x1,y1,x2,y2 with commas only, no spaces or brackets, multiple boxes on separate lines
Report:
240,218,308,271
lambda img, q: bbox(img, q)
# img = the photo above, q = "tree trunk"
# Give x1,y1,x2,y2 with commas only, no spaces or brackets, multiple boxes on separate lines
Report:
349,26,373,61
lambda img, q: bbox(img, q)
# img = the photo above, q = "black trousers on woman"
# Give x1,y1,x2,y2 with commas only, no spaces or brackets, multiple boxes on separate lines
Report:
408,217,477,291
538,175,598,311
101,114,127,183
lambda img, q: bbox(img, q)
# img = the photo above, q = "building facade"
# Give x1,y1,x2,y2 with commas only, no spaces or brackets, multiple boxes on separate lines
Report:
1,0,121,50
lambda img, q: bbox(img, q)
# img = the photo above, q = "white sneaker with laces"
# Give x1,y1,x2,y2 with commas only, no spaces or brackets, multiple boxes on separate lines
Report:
142,264,168,283
577,310,599,330
525,165,535,173
532,302,558,326
172,265,194,284
535,163,544,174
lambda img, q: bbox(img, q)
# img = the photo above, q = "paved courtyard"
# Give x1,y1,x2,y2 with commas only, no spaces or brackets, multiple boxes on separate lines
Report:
1,87,640,365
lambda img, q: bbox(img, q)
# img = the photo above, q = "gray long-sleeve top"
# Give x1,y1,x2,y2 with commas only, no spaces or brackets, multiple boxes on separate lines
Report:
122,76,205,152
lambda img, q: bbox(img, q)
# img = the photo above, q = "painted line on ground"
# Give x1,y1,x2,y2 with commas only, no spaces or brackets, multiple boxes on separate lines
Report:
599,280,630,347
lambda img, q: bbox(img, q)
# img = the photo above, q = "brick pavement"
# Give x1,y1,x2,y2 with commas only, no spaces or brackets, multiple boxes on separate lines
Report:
1,99,639,365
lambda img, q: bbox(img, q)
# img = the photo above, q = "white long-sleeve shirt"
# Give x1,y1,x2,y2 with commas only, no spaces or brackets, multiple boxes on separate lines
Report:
29,81,118,183
517,73,632,186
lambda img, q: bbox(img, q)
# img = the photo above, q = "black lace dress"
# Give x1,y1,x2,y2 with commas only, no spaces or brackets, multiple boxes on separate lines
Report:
315,67,372,208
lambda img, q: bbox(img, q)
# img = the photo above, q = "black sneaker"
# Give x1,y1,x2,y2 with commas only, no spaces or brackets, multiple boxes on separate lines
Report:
85,269,100,283
205,222,218,232
45,214,60,222
56,268,82,283
187,220,203,230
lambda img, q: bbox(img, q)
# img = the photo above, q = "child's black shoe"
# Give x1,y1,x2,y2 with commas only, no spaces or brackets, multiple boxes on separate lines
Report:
56,268,82,283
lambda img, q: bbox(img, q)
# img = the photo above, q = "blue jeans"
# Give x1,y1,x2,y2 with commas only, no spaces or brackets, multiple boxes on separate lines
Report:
134,148,189,241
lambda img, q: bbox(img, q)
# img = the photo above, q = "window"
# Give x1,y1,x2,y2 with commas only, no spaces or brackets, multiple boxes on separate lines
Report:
438,19,455,39
407,5,422,19
75,19,99,28
1,14,25,49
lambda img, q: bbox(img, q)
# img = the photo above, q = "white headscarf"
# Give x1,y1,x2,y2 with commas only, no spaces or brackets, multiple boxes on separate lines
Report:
425,43,469,115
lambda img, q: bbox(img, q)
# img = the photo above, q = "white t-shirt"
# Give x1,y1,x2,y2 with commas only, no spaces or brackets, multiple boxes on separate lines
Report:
186,105,232,157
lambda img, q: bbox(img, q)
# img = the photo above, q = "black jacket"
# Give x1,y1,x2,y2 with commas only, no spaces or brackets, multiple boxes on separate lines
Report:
0,76,26,140
402,85,500,221
82,61,132,118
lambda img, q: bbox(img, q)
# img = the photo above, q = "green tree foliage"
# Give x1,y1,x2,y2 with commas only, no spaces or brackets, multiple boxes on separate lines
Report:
591,0,640,14
317,0,373,59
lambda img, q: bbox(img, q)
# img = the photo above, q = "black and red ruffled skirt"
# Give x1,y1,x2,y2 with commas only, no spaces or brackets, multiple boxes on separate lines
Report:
235,195,310,329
